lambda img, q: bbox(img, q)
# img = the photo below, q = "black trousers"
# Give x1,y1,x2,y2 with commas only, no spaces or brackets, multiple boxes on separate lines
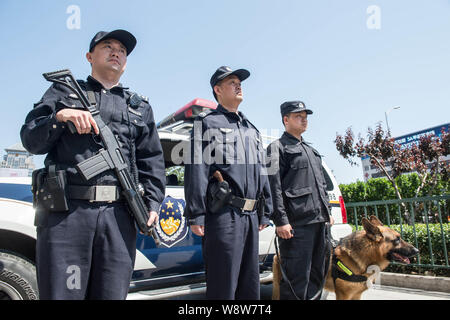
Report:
203,207,260,300
278,222,328,300
36,200,137,300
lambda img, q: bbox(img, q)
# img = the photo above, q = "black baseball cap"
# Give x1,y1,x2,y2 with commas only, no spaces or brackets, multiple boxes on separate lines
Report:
280,101,313,116
210,66,250,100
89,29,137,56
210,66,250,88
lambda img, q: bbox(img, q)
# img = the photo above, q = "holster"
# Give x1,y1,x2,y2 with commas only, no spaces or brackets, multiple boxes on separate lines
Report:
31,165,69,212
206,175,233,214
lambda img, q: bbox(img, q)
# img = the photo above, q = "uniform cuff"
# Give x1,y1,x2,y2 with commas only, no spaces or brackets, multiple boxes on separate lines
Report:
188,215,205,226
273,215,290,227
147,199,161,213
49,113,66,133
259,215,270,226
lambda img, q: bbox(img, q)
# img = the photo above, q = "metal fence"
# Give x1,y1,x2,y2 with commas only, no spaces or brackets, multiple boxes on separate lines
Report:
345,195,450,271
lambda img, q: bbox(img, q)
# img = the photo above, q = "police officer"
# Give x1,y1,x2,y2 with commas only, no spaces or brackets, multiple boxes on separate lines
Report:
267,101,333,300
184,66,272,300
20,30,166,299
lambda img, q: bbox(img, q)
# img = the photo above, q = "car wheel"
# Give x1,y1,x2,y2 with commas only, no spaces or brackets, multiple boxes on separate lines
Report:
0,250,38,300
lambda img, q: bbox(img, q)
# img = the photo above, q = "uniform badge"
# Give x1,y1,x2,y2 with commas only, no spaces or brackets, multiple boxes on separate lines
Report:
155,196,188,248
219,128,233,134
128,107,142,117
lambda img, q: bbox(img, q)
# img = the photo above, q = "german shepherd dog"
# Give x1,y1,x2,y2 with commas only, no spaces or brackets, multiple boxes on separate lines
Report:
272,216,419,300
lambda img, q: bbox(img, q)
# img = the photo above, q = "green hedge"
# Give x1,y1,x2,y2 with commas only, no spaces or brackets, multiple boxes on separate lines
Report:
350,223,450,276
340,173,449,204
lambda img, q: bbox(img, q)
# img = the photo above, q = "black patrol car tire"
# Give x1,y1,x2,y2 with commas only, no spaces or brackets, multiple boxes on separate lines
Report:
0,250,39,300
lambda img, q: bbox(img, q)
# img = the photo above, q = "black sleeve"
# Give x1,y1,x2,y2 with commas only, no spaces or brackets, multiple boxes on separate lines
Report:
20,84,71,155
267,141,290,227
258,135,273,225
135,103,166,212
183,118,211,226
259,171,273,225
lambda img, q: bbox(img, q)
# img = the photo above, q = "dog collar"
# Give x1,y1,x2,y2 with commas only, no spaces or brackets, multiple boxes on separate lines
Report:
332,254,368,283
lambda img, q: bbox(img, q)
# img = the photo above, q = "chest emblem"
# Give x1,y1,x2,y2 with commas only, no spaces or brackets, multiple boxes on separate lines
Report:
219,128,233,134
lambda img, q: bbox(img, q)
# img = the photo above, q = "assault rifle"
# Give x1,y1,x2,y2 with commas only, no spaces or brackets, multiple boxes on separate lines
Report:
43,69,160,245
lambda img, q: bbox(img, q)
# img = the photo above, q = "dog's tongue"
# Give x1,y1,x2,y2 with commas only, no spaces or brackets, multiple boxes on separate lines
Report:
393,252,410,264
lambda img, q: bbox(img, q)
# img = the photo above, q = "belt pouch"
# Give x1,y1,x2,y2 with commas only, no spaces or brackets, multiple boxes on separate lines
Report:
34,165,69,212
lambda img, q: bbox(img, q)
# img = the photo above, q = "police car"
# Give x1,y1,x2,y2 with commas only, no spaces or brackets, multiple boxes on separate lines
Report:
0,99,351,300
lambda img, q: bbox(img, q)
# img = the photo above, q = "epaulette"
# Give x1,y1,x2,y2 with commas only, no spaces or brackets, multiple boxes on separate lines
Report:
197,108,215,119
138,94,149,103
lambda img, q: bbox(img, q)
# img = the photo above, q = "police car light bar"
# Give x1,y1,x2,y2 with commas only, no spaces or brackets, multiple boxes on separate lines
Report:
339,196,348,224
157,98,217,128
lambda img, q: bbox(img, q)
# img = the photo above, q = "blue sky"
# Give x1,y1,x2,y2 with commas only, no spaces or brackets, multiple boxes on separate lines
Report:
0,0,449,184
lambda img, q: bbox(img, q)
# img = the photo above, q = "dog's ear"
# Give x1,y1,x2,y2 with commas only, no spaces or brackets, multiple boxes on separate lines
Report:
362,217,383,242
369,215,383,227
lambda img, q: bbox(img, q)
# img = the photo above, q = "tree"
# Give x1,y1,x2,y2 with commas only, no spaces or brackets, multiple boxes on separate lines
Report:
335,123,449,224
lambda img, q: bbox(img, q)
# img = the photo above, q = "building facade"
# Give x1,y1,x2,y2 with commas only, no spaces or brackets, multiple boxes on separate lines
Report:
0,142,35,177
361,123,449,181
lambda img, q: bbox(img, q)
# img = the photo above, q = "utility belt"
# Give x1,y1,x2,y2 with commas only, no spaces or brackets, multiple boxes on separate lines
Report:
207,170,264,214
32,166,123,212
66,185,123,202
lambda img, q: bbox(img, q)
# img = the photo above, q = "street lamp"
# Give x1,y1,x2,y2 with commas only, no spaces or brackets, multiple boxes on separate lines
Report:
385,106,400,134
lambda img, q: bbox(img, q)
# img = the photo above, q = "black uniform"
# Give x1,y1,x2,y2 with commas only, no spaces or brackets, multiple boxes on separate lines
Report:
20,75,166,299
268,130,331,300
184,104,272,300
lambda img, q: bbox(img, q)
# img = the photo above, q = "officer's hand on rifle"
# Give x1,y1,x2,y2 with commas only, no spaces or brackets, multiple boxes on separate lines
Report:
276,224,294,239
190,225,205,237
146,211,158,227
56,108,100,135
140,211,159,236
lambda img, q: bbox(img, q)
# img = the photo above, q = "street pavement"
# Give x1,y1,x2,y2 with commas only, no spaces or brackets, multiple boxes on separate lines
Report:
169,283,450,300
320,285,450,300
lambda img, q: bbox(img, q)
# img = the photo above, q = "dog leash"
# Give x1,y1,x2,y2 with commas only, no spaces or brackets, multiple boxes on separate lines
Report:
274,235,302,300
274,222,333,300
